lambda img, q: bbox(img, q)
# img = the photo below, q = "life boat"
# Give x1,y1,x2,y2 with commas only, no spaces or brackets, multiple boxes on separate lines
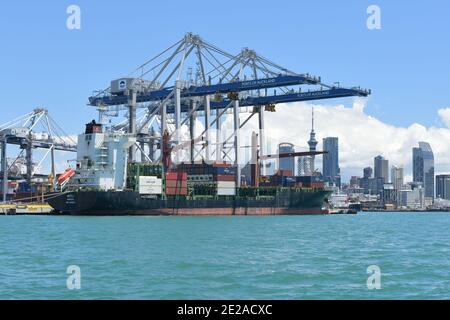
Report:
57,168,75,185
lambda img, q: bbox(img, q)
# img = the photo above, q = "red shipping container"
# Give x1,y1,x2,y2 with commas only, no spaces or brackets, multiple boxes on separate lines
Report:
166,180,188,188
211,161,232,168
165,187,188,195
276,170,293,177
215,174,235,181
166,172,187,180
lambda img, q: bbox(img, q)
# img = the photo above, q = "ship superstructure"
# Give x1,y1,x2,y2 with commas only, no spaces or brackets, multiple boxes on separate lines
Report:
73,121,135,191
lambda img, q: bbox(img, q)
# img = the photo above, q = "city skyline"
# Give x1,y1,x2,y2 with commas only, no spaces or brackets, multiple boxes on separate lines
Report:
268,102,443,188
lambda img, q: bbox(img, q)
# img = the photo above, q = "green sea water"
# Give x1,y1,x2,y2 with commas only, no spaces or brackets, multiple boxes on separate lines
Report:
0,212,449,299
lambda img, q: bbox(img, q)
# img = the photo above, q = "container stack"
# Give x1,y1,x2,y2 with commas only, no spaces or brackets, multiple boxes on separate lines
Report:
17,181,38,193
12,181,39,203
295,175,325,189
177,162,236,196
270,175,297,187
165,171,188,196
127,163,164,191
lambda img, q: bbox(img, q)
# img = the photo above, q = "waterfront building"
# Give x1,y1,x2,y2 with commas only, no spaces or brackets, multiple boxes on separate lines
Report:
391,165,404,190
322,137,340,187
349,176,360,188
436,174,450,200
413,142,435,199
374,155,389,183
363,167,373,179
398,182,426,209
382,183,397,207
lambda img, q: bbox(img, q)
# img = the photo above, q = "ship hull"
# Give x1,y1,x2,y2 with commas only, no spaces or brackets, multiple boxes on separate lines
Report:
47,190,330,216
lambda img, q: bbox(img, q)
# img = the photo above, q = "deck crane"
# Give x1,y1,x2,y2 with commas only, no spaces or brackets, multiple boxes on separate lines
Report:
87,33,371,186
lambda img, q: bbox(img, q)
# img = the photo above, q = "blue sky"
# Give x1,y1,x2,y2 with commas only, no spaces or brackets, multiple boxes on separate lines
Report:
0,0,449,134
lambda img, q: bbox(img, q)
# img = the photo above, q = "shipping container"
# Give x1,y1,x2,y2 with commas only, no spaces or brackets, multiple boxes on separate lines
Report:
165,187,188,196
139,176,162,186
139,185,162,195
177,163,236,176
166,171,188,181
190,184,216,196
187,174,214,182
217,181,236,196
17,182,37,193
275,170,293,177
307,182,325,189
270,175,296,187
166,180,188,188
295,175,323,184
215,174,236,182
127,163,164,190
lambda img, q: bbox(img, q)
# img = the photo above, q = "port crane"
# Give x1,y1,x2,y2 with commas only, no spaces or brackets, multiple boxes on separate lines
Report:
88,33,370,186
0,108,77,202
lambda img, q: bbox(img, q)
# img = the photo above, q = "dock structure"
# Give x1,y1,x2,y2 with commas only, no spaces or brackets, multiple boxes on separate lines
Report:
87,33,370,187
0,203,53,215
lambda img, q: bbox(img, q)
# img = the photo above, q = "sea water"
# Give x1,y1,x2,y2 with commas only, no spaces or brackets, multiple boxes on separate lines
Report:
0,212,449,299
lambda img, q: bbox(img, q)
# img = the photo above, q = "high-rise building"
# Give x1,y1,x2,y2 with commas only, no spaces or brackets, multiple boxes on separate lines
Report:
413,147,423,183
322,137,340,187
413,142,435,198
350,176,360,188
278,142,295,174
391,166,404,190
363,167,373,179
436,174,450,200
360,167,373,194
374,155,389,182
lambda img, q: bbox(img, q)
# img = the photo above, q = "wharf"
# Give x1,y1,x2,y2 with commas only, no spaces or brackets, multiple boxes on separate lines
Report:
0,203,54,215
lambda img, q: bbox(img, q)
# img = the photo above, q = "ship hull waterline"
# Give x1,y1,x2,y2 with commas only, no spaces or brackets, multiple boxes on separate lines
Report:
46,190,331,216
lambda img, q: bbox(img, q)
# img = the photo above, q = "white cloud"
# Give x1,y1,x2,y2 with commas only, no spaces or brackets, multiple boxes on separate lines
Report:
438,108,450,128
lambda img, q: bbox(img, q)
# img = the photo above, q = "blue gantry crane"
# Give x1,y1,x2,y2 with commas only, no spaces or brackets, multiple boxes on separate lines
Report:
88,33,370,185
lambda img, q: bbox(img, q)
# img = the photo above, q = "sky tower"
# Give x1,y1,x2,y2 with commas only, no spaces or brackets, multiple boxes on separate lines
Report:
307,107,318,173
298,106,318,176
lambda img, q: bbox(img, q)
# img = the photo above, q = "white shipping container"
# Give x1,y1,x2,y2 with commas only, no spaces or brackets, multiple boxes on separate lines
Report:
217,181,236,196
139,176,162,186
139,185,162,195
217,181,236,188
217,188,236,196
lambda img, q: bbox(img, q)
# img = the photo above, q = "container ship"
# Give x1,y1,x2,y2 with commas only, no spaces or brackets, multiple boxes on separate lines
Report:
47,121,330,215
